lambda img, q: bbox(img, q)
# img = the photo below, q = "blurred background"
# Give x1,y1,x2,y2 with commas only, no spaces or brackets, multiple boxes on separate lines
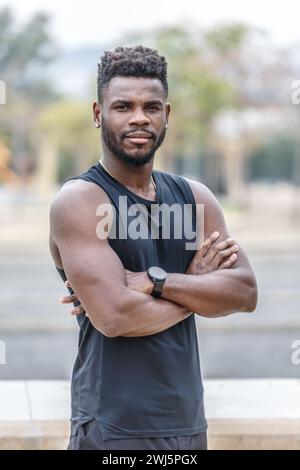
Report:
0,0,300,382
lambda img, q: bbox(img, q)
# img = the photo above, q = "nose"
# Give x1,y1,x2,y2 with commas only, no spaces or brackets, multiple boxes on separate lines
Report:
128,107,150,127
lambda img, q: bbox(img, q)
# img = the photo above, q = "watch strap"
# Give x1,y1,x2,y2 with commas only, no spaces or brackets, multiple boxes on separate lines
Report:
151,281,164,298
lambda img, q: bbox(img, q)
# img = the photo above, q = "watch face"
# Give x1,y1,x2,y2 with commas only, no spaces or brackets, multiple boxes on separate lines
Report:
148,266,167,282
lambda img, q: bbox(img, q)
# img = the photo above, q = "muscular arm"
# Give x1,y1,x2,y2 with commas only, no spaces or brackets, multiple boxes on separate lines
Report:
160,179,258,317
50,181,190,338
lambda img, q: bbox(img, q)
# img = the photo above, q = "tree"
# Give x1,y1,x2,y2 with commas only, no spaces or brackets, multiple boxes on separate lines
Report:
0,7,57,183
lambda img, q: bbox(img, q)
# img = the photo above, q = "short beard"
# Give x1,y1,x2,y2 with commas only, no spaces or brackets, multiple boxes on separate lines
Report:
101,117,166,167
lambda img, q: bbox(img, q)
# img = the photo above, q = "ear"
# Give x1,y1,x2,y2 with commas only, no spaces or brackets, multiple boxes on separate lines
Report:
165,102,171,124
93,101,102,128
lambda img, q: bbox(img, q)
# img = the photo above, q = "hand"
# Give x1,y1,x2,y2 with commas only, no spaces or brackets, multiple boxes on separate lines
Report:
186,231,239,275
60,280,88,317
124,269,153,295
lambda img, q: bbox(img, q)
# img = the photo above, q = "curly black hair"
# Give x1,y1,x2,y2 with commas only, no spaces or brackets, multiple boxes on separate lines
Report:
97,45,168,102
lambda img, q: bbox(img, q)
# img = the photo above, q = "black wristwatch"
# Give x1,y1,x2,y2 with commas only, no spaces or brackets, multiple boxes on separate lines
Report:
147,266,168,298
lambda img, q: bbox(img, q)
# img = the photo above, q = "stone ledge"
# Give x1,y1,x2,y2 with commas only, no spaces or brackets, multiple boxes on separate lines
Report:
208,419,300,450
0,421,69,450
0,379,300,450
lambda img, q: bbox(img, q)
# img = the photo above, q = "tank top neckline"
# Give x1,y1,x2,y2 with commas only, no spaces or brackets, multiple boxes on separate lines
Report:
96,161,161,206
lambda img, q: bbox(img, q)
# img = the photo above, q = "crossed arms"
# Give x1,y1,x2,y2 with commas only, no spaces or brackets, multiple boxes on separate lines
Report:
50,178,257,338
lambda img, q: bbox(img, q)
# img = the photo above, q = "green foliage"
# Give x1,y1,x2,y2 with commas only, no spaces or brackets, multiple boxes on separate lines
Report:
0,6,58,179
0,7,56,98
205,23,251,53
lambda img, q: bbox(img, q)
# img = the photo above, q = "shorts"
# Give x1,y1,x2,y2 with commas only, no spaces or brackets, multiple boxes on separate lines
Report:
67,419,207,450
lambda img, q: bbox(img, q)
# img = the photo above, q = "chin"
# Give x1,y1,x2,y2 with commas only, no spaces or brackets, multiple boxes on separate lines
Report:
117,150,154,166
128,156,153,166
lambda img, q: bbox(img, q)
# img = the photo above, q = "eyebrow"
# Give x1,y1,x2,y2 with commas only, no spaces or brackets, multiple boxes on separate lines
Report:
111,99,131,105
111,99,163,106
146,100,164,106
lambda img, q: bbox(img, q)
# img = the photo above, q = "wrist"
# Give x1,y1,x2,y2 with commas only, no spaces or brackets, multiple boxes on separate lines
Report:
147,266,168,298
144,272,155,295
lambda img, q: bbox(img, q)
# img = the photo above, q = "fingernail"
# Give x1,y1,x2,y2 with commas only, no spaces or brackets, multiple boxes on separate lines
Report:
214,231,219,237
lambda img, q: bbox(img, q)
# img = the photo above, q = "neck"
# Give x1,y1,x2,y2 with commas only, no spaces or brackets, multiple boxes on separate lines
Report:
100,149,156,200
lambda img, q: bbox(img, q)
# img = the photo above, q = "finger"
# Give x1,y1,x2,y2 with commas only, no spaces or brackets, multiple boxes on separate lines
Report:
70,305,86,315
60,294,78,304
214,246,239,268
206,239,238,264
213,238,237,252
218,253,238,269
201,231,220,257
215,244,239,264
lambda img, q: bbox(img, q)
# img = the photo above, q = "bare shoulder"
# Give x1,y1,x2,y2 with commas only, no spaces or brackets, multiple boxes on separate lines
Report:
183,176,222,209
50,179,112,239
51,179,110,212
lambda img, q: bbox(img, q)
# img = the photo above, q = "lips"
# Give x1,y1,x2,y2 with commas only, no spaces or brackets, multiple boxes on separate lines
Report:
124,133,153,145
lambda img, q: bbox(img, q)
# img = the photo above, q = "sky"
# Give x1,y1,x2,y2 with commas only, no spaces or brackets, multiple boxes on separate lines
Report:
1,0,300,49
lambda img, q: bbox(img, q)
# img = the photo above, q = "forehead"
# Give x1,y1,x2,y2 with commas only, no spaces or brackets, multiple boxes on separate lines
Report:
104,76,165,102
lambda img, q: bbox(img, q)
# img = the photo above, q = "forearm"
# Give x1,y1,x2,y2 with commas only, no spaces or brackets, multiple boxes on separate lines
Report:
116,290,191,337
161,269,257,318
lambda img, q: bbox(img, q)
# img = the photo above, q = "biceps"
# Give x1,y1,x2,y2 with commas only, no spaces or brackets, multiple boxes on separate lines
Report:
58,238,127,317
204,198,230,242
204,201,251,271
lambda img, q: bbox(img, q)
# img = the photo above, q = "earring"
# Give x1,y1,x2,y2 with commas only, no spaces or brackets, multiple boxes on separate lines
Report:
95,121,100,128
165,123,168,129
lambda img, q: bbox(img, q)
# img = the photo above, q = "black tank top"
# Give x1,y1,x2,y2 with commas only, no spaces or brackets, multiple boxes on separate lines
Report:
56,161,207,440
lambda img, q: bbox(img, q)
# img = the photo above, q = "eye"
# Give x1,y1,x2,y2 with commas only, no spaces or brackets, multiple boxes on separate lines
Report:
148,105,160,112
115,104,129,111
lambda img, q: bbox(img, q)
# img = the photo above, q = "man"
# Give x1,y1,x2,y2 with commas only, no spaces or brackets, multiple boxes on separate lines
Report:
49,45,257,450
